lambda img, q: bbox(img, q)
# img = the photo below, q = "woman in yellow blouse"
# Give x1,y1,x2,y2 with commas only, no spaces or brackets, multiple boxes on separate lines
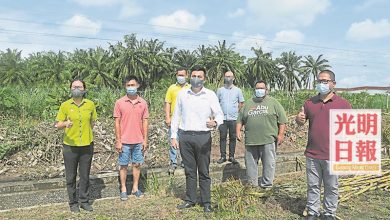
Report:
56,79,97,213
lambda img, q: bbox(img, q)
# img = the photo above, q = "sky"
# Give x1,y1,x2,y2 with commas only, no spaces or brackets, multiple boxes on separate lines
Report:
1,0,390,88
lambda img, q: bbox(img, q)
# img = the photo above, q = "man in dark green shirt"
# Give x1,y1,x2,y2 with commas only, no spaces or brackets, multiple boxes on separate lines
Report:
237,80,287,188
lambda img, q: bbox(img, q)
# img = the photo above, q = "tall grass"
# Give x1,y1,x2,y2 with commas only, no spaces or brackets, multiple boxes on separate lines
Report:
0,85,389,121
242,88,390,115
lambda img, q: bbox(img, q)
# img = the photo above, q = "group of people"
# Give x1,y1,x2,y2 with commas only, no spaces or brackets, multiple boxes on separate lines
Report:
56,67,350,220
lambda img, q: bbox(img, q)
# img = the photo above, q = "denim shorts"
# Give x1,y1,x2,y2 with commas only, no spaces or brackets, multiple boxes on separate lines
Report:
118,143,144,165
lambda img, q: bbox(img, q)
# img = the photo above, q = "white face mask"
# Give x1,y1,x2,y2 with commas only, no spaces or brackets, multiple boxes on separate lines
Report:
255,89,266,98
315,83,331,95
176,76,186,84
126,86,137,95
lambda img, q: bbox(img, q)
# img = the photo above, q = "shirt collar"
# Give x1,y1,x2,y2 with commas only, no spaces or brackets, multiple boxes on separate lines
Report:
316,92,338,102
187,87,207,95
70,98,85,106
224,85,235,90
124,95,141,104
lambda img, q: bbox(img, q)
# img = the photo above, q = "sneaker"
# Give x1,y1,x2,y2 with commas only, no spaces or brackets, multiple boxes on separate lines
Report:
120,192,128,201
132,190,144,198
168,164,176,175
204,204,213,213
217,157,226,164
176,202,195,209
80,203,93,212
260,186,272,191
69,204,80,213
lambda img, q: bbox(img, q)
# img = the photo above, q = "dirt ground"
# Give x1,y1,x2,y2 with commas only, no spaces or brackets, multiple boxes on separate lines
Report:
0,172,388,220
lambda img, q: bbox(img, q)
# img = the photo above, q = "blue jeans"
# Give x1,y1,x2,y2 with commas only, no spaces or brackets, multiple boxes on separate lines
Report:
118,143,144,165
168,128,179,166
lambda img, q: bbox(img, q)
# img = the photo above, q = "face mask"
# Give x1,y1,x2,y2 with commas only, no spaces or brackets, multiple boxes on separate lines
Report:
190,77,204,88
71,88,85,98
176,76,186,85
224,77,233,85
255,89,266,98
126,87,137,95
316,83,331,95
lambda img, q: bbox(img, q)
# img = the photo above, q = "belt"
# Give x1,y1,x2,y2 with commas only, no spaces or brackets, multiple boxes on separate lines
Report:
179,130,211,135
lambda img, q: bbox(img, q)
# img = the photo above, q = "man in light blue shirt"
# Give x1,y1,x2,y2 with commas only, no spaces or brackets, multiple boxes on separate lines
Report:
216,70,245,164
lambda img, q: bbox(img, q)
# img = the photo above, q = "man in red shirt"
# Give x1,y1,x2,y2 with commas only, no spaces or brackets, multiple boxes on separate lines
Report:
114,75,149,201
296,70,351,220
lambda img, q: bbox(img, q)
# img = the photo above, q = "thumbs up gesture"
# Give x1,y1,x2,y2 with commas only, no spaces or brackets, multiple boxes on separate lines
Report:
296,106,306,125
65,118,73,128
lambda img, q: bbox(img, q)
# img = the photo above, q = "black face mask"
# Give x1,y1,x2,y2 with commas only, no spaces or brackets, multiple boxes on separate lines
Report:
71,88,85,98
190,77,204,88
224,77,233,85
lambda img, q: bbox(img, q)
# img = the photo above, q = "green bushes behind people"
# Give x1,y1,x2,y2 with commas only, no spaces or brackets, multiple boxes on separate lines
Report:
0,86,389,120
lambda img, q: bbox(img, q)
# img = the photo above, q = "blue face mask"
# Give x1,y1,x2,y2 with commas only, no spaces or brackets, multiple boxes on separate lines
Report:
126,87,137,95
316,83,331,95
255,89,266,98
177,76,186,85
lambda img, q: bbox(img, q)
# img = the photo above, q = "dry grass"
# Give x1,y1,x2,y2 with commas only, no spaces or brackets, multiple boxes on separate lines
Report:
0,171,389,220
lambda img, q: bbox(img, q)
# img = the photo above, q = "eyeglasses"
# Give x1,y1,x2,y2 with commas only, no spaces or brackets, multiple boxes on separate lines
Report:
315,79,333,84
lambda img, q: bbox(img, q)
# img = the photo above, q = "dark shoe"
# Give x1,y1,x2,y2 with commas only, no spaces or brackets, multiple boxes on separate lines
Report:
321,215,335,220
217,157,226,164
204,204,213,213
80,203,93,212
69,204,80,213
228,157,237,164
176,202,195,209
306,215,318,220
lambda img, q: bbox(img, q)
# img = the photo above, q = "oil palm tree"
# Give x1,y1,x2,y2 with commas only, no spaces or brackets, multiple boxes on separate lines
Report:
83,47,116,88
301,54,331,89
276,51,303,93
246,47,279,90
110,34,147,85
0,49,27,86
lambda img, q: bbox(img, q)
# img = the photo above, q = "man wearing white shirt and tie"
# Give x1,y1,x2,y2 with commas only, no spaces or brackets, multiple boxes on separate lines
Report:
171,65,224,213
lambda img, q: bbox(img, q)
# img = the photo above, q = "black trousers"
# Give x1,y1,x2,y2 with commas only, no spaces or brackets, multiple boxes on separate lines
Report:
63,143,94,205
179,131,212,205
218,120,237,158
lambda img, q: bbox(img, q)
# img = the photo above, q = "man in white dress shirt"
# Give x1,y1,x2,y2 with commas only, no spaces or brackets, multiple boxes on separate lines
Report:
171,65,224,213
